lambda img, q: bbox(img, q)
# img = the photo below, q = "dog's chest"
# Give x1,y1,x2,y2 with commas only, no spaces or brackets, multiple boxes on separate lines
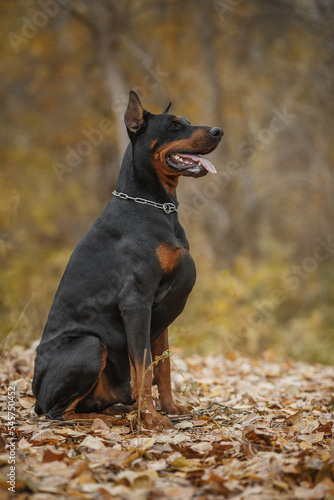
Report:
153,240,196,309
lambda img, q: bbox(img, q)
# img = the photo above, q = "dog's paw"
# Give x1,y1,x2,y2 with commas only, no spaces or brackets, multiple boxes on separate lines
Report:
161,402,189,416
141,410,173,430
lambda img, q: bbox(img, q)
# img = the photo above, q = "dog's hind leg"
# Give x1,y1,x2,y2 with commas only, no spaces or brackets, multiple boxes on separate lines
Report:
34,335,109,420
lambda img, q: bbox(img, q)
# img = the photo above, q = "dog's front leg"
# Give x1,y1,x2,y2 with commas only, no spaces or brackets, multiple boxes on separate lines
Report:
152,329,189,416
120,304,172,429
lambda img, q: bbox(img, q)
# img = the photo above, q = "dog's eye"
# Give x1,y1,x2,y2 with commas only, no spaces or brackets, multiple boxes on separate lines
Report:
170,122,182,131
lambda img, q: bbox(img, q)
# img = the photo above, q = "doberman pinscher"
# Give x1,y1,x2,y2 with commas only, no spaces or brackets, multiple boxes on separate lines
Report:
32,91,223,428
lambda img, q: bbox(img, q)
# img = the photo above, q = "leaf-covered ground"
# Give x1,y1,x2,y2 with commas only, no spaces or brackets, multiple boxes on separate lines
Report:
1,347,334,499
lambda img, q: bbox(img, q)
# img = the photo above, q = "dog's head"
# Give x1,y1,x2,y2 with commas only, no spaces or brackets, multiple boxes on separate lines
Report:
124,91,223,193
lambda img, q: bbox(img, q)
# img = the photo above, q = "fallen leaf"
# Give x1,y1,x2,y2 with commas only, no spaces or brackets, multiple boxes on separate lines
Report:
18,437,32,449
4,347,334,499
273,479,290,491
297,432,324,444
30,429,57,445
108,425,130,435
284,409,304,426
299,441,314,450
91,418,110,432
129,436,155,449
318,421,333,435
294,482,331,500
148,458,167,471
116,469,158,488
18,396,35,409
190,441,213,454
174,421,194,430
79,435,105,450
86,448,135,468
42,446,68,463
243,426,273,446
300,420,320,434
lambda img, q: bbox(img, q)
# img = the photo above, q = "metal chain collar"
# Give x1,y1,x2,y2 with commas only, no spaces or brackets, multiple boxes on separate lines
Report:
112,190,178,215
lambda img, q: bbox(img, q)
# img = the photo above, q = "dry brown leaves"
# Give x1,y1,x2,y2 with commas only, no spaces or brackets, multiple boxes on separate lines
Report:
1,347,334,499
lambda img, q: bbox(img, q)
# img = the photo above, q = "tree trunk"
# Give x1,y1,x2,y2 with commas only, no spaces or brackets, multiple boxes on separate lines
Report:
70,0,131,162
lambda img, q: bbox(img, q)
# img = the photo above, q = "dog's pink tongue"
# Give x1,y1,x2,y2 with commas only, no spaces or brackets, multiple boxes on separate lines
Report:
180,153,217,174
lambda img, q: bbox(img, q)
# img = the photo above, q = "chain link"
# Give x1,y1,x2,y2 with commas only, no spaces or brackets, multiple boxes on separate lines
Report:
112,190,178,215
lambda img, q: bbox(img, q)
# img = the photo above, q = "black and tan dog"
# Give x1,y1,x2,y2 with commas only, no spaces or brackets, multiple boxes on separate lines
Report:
32,91,223,428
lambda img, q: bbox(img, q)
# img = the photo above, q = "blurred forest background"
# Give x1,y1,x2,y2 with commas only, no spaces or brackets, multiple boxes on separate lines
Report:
1,0,334,363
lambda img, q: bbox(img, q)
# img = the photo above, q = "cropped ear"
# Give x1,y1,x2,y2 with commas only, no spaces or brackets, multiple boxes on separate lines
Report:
124,91,146,133
163,102,172,114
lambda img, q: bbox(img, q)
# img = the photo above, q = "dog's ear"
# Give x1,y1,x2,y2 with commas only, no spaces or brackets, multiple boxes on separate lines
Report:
163,102,172,114
125,91,147,134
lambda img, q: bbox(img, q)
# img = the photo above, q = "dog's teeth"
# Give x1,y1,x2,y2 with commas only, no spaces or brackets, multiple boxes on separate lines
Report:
174,154,180,160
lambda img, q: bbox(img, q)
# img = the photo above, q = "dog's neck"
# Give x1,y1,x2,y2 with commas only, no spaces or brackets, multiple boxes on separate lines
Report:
115,143,179,206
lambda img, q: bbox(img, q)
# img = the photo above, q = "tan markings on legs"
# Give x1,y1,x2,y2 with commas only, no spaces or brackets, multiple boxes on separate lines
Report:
89,369,114,402
128,352,155,414
128,351,172,429
151,329,189,416
61,347,117,422
62,409,120,423
62,395,120,423
156,242,181,274
62,396,117,423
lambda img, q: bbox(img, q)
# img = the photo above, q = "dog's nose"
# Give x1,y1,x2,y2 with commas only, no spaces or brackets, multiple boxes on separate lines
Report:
209,127,223,138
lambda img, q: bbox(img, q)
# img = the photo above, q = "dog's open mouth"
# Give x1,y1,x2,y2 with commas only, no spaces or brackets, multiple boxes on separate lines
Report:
166,146,217,175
